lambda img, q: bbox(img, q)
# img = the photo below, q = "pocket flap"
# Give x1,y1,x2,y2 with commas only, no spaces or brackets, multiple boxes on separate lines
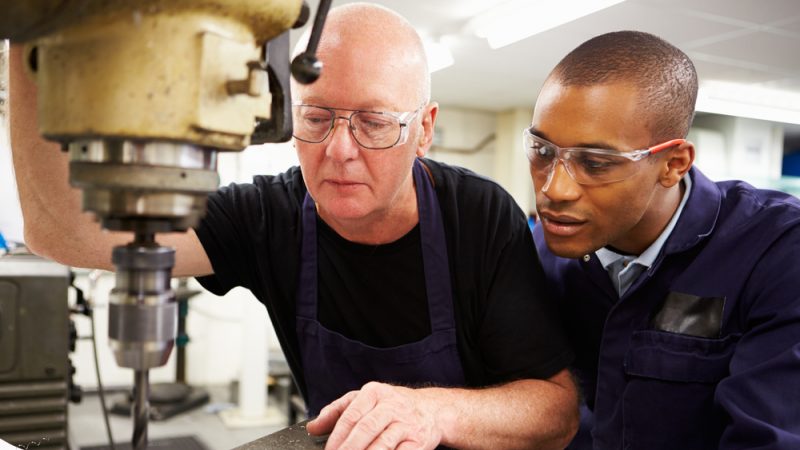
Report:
624,330,737,383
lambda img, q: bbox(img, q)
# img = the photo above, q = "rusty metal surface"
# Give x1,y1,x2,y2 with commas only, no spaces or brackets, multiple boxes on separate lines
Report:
0,0,301,150
0,0,302,43
232,420,327,450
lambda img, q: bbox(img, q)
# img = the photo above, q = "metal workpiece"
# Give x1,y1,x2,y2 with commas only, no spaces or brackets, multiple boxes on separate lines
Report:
233,420,327,450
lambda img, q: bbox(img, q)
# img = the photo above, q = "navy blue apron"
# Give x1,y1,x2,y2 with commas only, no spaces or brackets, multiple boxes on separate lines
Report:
296,158,466,417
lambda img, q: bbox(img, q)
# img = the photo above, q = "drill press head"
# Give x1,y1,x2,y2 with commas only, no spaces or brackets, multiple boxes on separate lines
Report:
1,0,305,370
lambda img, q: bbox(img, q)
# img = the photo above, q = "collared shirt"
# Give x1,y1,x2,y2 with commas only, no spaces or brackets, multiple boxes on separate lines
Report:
596,174,693,297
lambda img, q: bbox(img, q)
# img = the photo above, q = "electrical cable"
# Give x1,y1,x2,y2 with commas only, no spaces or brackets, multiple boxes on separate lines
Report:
91,308,116,450
87,270,116,450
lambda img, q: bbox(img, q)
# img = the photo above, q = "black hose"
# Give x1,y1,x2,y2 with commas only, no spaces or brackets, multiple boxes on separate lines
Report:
88,271,116,450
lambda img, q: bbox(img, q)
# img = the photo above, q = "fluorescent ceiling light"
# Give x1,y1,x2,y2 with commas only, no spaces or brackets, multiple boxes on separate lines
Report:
696,81,800,125
423,40,454,73
467,0,627,49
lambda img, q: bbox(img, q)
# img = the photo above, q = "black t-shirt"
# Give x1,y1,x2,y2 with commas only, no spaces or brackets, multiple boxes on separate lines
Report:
317,219,430,347
195,158,573,398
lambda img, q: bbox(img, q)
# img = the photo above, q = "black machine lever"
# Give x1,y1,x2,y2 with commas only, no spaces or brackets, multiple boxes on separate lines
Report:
251,0,331,143
291,0,333,84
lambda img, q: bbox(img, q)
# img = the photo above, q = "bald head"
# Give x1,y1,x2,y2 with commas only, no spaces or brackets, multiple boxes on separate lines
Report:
294,3,430,107
546,30,698,143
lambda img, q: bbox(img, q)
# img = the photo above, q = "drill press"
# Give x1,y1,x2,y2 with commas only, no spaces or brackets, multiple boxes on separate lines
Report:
0,1,329,447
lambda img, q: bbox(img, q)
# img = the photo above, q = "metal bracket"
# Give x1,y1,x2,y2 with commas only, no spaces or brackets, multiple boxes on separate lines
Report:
251,31,293,144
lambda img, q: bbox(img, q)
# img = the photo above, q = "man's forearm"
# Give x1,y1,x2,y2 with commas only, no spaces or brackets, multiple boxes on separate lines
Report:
426,370,579,450
9,44,131,269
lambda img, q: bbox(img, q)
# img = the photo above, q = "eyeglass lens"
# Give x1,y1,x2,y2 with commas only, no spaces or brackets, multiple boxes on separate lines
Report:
527,136,639,185
292,105,404,149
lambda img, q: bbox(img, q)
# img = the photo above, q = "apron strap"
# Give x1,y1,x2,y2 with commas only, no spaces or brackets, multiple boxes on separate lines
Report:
412,158,456,332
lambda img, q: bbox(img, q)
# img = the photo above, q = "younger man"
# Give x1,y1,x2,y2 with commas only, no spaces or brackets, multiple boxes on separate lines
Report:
530,30,800,449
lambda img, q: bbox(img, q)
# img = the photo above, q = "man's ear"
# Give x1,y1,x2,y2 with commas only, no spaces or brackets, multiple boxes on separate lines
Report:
660,140,695,188
416,102,438,158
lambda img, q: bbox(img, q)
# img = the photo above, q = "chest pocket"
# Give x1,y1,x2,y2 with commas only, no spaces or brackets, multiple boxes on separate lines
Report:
621,329,739,450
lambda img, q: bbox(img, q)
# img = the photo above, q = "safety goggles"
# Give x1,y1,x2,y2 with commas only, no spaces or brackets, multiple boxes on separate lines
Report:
523,127,685,185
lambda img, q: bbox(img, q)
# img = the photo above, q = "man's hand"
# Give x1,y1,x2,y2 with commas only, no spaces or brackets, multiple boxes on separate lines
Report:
306,382,445,450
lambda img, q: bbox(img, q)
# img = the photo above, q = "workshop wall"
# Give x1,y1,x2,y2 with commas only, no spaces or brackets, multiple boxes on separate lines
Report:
429,106,496,177
692,115,785,184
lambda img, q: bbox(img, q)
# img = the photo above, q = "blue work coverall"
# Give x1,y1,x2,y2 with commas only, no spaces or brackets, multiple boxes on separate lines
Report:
534,167,800,449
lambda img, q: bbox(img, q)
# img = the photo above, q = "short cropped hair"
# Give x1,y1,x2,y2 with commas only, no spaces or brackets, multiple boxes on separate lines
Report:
550,30,698,143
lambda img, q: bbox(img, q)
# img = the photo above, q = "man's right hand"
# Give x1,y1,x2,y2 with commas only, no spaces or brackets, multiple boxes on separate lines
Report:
307,382,444,450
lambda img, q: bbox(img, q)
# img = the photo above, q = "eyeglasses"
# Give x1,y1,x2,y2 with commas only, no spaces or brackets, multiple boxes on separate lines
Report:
292,104,423,150
522,128,685,185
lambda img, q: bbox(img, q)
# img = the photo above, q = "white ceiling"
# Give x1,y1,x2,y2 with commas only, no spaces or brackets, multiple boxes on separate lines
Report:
303,0,800,117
